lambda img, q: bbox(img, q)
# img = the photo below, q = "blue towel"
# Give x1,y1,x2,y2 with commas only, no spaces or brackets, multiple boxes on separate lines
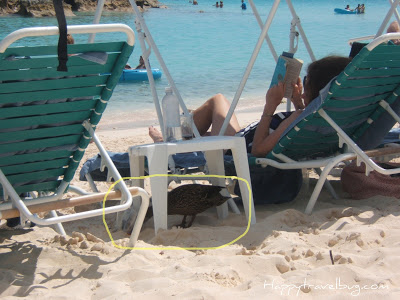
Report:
79,151,206,181
79,151,303,205
80,152,131,181
382,128,400,145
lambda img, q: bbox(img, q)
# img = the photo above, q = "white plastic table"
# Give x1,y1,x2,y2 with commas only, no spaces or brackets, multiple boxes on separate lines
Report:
128,136,256,233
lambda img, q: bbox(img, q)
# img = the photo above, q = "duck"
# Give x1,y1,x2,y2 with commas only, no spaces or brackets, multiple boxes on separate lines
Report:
147,184,231,228
122,184,231,234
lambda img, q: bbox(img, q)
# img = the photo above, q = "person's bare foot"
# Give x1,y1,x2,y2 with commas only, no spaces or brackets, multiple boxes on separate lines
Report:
149,126,164,143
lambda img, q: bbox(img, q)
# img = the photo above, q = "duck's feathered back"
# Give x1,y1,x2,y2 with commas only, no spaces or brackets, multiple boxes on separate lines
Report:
167,184,229,216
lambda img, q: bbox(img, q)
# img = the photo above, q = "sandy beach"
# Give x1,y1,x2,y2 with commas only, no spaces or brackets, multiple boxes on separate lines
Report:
1,104,400,299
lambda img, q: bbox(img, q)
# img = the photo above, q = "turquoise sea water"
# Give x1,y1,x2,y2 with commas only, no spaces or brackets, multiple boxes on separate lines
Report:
0,0,394,119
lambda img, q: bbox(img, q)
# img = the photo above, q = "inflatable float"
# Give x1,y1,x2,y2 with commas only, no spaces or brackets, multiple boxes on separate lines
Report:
334,8,360,14
119,68,162,82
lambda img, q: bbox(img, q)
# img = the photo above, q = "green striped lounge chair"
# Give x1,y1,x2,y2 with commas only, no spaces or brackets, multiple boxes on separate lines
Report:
253,32,400,214
0,24,149,246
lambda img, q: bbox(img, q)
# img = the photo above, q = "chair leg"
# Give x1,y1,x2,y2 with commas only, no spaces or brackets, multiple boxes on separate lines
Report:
120,195,143,233
204,149,229,219
314,168,339,200
230,140,256,225
145,145,170,233
129,155,145,189
85,173,99,193
129,148,169,234
124,154,147,232
228,198,241,214
301,168,310,194
128,188,150,247
305,157,344,214
49,210,66,236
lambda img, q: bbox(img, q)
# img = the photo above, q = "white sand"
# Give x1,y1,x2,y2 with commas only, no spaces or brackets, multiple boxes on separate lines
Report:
1,105,400,299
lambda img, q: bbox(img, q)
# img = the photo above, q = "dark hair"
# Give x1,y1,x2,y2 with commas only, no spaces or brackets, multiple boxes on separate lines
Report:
305,56,352,101
67,34,74,45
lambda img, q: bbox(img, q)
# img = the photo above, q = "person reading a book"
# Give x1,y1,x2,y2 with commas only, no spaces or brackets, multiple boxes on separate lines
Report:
149,56,351,157
249,55,351,157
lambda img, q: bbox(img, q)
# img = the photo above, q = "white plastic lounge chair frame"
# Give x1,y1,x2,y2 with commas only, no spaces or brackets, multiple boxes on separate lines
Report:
0,24,149,246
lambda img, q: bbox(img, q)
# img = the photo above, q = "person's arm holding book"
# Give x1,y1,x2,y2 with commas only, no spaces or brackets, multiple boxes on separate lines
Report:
269,52,303,100
291,77,305,110
251,82,302,157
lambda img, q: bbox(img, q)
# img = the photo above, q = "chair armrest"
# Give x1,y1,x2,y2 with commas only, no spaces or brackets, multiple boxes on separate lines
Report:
0,24,135,53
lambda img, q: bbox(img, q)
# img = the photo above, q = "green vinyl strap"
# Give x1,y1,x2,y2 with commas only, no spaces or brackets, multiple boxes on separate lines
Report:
0,37,133,192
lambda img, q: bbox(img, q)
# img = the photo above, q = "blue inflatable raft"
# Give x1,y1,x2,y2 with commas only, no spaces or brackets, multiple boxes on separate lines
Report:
334,8,359,14
119,68,162,82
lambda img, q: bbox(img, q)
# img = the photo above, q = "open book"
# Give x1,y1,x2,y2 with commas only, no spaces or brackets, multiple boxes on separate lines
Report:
269,52,303,99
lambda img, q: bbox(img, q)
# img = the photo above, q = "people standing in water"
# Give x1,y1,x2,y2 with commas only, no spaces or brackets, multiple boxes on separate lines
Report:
134,56,147,69
213,1,219,7
241,0,247,10
219,1,223,8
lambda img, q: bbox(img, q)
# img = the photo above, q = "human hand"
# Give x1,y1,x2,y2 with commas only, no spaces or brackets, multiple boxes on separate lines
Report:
265,81,285,113
291,77,305,110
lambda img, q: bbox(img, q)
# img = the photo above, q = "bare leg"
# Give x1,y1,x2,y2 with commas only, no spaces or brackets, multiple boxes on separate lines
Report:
149,126,163,142
192,93,241,136
148,93,241,141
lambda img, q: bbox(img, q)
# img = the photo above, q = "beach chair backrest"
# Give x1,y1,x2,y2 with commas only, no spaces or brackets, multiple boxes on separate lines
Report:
269,37,400,160
0,25,134,195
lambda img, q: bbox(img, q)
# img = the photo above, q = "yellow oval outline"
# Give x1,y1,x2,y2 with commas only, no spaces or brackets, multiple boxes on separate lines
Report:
102,174,252,250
